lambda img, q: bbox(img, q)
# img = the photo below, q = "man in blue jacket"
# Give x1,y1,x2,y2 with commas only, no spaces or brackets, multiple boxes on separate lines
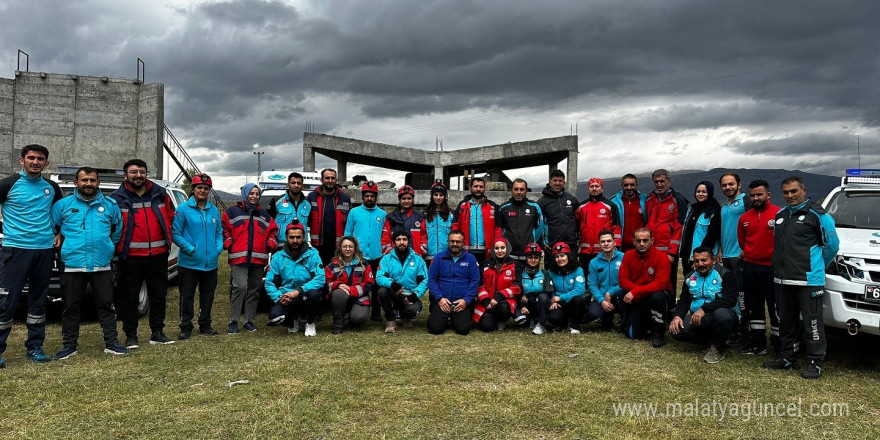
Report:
0,144,62,367
587,230,625,331
427,230,480,335
376,229,428,333
764,176,839,379
171,174,224,340
51,167,127,360
345,181,386,321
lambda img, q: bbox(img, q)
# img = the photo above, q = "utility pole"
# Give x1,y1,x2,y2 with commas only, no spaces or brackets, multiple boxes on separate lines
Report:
253,151,265,179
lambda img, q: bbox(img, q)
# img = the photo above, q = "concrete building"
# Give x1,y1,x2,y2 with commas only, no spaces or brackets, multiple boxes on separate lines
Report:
303,133,579,205
0,71,163,176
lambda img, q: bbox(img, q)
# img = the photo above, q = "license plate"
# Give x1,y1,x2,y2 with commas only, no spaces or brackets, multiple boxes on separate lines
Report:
865,284,880,303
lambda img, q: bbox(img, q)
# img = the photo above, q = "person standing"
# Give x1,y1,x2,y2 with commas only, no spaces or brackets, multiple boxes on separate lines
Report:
171,173,224,340
424,182,453,262
497,178,545,262
268,172,311,241
111,159,176,348
222,183,279,334
452,177,500,265
764,176,838,379
427,230,480,335
307,168,351,265
382,185,427,256
575,177,621,273
538,169,578,254
51,167,128,359
676,181,721,268
718,173,750,347
345,181,386,321
610,174,647,252
644,169,688,302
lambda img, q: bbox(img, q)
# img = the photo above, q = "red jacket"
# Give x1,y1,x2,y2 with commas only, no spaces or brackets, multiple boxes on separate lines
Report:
222,202,279,266
452,195,501,258
111,180,175,258
474,257,521,322
307,187,351,247
645,190,688,256
618,246,672,300
324,259,374,305
737,203,781,266
575,195,621,254
382,209,428,256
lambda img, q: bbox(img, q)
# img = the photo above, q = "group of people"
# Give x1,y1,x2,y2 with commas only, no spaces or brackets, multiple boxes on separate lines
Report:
0,144,839,381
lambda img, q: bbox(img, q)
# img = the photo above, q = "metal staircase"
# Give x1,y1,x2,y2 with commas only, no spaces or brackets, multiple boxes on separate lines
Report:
162,125,227,211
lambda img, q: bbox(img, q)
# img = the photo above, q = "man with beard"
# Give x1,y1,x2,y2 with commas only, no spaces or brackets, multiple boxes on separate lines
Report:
619,228,673,348
376,230,428,333
269,172,311,242
111,159,176,348
382,185,427,256
452,178,500,265
427,230,480,335
538,170,578,255
670,246,740,364
0,144,63,366
575,177,621,273
610,174,647,252
718,173,751,347
307,168,351,265
345,181,387,321
497,178,545,261
265,220,326,337
737,179,782,356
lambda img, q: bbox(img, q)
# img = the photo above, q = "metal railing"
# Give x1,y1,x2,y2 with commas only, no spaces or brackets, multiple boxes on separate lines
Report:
162,125,227,211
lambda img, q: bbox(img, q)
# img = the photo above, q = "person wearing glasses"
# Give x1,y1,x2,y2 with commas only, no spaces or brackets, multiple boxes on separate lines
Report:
110,159,177,347
307,168,351,265
324,236,374,334
618,228,673,348
427,230,480,335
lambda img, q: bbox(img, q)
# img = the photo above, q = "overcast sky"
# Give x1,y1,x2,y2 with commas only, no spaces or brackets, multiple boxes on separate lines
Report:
2,0,878,194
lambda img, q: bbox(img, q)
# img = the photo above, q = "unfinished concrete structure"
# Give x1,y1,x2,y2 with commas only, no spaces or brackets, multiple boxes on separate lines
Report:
0,71,164,176
303,133,578,204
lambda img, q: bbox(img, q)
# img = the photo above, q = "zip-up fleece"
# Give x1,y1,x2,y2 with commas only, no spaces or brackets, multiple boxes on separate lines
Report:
427,250,480,304
264,245,326,302
737,202,780,266
376,248,429,297
171,197,223,271
674,265,740,319
772,198,839,286
51,190,122,272
645,189,688,256
587,249,625,303
618,246,672,300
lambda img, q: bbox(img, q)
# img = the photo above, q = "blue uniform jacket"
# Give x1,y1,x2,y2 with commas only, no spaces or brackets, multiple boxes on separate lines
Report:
720,193,748,258
345,204,386,261
675,265,741,318
425,213,453,258
587,249,625,303
772,198,839,286
172,197,223,271
51,190,122,271
0,171,63,249
376,249,429,297
520,268,554,297
550,266,586,303
427,250,480,304
609,190,647,237
273,192,311,242
265,245,325,302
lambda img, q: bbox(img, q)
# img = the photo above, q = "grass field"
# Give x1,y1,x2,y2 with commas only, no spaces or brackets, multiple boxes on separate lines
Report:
1,258,878,439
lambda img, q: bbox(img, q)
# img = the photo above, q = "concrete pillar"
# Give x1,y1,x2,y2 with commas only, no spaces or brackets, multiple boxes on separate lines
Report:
566,150,578,195
338,160,347,182
303,145,315,172
433,166,443,183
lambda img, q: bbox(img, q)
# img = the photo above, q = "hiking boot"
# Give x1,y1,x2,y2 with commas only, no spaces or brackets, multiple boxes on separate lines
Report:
385,320,397,334
150,332,176,345
243,321,257,332
53,346,78,361
104,343,130,355
178,330,192,341
125,335,139,350
304,323,317,337
401,318,413,329
740,345,768,355
763,357,797,370
651,332,666,348
228,322,240,335
532,324,547,335
801,359,822,380
703,346,726,364
26,346,52,363
200,326,218,336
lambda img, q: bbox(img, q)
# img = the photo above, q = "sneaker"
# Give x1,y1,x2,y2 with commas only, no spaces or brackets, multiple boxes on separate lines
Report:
801,359,822,380
532,324,547,335
228,322,240,335
741,345,768,356
243,321,257,332
401,318,413,329
266,305,285,327
178,330,192,341
26,346,52,363
703,346,726,364
53,346,78,361
569,327,581,334
150,332,176,345
497,322,507,331
304,323,317,337
200,326,218,336
104,344,130,355
763,357,797,370
287,321,300,334
124,335,139,350
651,332,666,348
385,321,397,334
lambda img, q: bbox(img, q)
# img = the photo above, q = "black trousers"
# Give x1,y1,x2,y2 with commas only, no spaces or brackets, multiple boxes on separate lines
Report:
548,295,586,329
520,293,550,326
670,308,738,351
722,257,748,336
118,253,168,335
61,271,119,348
282,289,323,325
623,291,669,339
776,284,826,361
377,287,423,321
427,300,472,335
178,267,218,332
743,262,780,350
477,293,512,332
0,247,54,353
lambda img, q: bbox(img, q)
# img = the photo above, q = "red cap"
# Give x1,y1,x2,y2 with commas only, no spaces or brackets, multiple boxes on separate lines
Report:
192,173,213,188
285,219,306,234
588,177,603,188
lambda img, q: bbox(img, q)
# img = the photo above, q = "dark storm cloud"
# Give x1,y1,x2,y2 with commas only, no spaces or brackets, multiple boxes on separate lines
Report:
729,132,867,156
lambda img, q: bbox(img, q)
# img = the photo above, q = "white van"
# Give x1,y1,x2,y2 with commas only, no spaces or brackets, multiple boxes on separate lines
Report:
821,169,880,336
257,170,322,207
